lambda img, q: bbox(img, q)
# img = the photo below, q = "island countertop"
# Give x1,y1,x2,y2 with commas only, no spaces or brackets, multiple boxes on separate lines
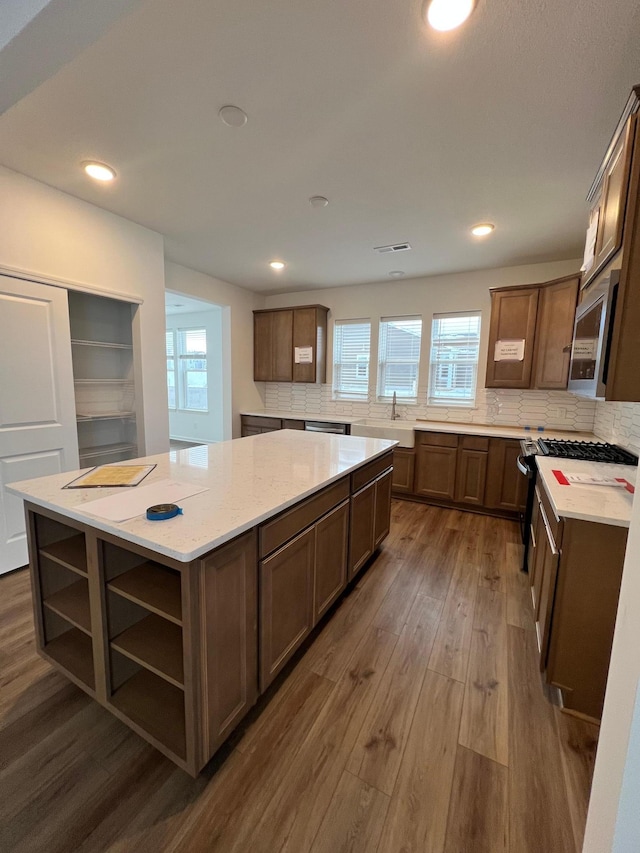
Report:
7,430,396,563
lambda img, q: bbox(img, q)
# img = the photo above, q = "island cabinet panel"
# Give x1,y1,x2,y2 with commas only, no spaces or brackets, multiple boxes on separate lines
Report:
454,449,488,506
414,444,457,501
314,500,349,623
485,438,527,513
374,469,393,548
348,480,376,580
533,275,580,389
200,530,258,757
259,526,315,691
485,287,539,388
391,448,415,493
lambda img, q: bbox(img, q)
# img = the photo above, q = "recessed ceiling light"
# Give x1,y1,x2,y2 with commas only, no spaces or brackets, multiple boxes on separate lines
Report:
82,161,116,182
269,261,286,270
219,105,248,127
389,271,405,278
425,0,476,31
309,196,329,208
471,223,495,237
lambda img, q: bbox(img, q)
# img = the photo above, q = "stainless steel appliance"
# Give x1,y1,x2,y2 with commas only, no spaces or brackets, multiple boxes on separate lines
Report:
517,437,638,572
304,420,348,435
567,269,620,399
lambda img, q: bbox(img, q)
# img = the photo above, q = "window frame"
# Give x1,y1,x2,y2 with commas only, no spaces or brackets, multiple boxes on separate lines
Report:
166,330,177,411
427,310,482,407
166,326,209,414
332,318,372,401
376,315,423,403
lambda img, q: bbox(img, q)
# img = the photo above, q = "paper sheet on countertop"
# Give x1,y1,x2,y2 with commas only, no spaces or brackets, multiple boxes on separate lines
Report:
76,479,208,522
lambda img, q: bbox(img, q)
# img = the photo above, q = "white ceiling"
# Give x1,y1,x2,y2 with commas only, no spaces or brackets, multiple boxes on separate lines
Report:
165,292,222,315
1,0,640,294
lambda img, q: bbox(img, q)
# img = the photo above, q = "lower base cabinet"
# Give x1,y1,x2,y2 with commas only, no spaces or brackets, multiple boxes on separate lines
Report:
391,449,415,493
315,500,349,622
349,467,393,580
455,448,488,505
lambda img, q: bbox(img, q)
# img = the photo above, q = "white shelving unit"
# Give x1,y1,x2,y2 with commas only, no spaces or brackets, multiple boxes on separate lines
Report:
69,291,140,467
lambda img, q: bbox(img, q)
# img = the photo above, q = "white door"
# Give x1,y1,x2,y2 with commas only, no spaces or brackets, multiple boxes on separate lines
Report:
0,275,79,574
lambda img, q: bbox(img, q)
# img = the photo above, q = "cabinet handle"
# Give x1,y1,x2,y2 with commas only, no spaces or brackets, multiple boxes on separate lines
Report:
538,501,559,556
562,343,572,353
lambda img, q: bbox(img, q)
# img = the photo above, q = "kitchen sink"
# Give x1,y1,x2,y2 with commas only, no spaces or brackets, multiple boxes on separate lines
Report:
350,418,415,448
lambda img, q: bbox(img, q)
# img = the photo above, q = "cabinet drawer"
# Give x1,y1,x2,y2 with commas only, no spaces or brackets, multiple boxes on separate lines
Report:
350,451,394,492
259,477,349,558
461,435,489,451
417,431,459,448
241,416,282,430
282,419,304,430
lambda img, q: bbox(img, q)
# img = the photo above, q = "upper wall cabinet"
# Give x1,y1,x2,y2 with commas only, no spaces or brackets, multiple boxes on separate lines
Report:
253,306,328,384
485,274,579,390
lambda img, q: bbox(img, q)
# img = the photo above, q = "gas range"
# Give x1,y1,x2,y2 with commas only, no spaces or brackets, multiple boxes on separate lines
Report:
532,438,638,465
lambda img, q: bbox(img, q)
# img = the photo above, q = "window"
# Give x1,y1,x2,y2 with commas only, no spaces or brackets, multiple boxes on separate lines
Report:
166,327,208,412
166,331,176,409
333,320,371,399
377,316,422,401
428,311,481,406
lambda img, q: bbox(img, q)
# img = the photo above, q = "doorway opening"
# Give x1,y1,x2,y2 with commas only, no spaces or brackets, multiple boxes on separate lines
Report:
165,291,230,445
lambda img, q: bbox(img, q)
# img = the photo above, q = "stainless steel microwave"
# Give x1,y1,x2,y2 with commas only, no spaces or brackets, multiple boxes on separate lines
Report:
567,269,620,399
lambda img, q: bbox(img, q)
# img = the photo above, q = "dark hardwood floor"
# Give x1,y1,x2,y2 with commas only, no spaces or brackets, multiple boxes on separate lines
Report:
0,501,598,852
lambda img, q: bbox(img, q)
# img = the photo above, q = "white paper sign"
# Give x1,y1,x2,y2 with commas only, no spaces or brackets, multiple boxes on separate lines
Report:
294,346,313,364
572,338,597,360
581,209,599,273
494,339,525,362
565,474,626,487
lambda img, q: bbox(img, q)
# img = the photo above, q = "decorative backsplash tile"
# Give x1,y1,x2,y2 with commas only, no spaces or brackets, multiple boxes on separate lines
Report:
264,383,597,433
594,402,640,453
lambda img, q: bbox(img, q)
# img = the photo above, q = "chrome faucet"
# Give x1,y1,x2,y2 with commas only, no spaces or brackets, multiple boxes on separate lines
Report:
391,391,400,420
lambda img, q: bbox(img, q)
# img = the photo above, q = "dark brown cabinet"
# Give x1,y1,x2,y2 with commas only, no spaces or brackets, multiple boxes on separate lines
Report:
348,479,376,580
414,433,458,501
314,500,349,622
391,448,415,493
485,275,579,391
455,449,488,506
240,414,307,437
373,469,393,548
259,526,315,690
253,305,328,384
485,438,527,513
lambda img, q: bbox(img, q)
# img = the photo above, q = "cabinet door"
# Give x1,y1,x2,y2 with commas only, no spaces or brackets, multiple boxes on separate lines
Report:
314,500,349,623
272,310,294,382
485,439,528,513
241,425,263,437
292,307,317,384
201,530,258,755
348,480,376,580
485,287,539,388
536,506,560,670
593,121,634,273
414,445,457,501
260,526,314,690
533,276,579,389
530,495,545,615
454,449,488,506
374,469,393,548
254,312,273,381
391,449,415,494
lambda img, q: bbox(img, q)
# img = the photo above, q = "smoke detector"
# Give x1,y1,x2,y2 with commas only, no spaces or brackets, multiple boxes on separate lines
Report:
374,242,412,254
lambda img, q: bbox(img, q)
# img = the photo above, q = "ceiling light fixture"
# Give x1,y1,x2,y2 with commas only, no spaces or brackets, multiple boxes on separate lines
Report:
389,271,405,278
425,0,476,31
82,161,116,182
218,105,248,127
269,261,286,270
309,196,329,208
471,222,495,237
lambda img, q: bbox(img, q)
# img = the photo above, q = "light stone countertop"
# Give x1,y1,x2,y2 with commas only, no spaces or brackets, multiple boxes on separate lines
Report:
7,431,396,562
240,409,597,442
536,456,637,528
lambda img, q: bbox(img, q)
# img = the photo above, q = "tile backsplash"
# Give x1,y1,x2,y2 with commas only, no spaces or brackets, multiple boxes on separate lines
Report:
594,402,640,453
263,384,597,433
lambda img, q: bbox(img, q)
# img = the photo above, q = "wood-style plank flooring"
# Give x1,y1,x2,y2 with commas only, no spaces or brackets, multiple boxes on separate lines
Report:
0,501,598,852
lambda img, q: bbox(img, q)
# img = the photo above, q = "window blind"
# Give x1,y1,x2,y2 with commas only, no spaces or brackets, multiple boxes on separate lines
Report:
333,320,371,399
166,330,176,409
377,316,422,401
428,311,481,406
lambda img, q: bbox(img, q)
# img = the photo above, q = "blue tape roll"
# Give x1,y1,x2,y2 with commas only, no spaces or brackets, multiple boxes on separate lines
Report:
146,503,183,521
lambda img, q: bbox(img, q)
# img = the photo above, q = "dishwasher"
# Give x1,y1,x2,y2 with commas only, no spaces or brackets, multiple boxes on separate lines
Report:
304,421,349,435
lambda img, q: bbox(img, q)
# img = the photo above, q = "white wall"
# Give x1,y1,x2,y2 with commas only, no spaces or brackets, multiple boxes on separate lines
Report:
164,261,265,438
0,165,169,453
266,259,581,389
166,308,224,443
583,486,640,852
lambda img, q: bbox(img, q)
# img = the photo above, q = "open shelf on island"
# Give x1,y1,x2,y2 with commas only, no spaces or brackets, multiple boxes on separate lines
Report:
107,563,182,625
110,668,186,759
111,614,184,688
43,579,91,635
39,534,87,576
45,629,95,690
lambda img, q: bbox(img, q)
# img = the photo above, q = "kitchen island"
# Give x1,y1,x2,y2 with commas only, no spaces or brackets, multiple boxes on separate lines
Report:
7,430,396,775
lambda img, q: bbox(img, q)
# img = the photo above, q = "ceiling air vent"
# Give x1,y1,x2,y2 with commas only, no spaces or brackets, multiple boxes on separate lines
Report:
374,242,412,254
